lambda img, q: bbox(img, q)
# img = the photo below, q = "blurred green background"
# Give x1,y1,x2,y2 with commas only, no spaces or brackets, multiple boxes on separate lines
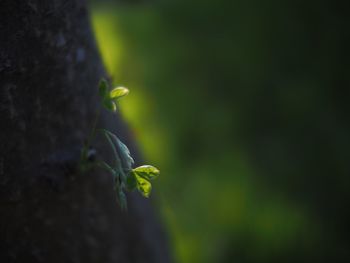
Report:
89,1,350,262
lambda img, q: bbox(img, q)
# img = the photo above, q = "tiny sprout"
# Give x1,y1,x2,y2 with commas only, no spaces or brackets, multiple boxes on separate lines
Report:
82,78,160,210
98,79,129,113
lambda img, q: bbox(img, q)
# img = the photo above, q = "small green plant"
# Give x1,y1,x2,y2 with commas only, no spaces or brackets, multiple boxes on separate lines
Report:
81,78,160,210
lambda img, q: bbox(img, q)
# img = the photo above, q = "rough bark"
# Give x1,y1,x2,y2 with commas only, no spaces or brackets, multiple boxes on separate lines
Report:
0,1,171,262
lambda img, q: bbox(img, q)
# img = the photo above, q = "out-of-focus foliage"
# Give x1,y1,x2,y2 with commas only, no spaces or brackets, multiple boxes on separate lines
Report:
90,0,350,262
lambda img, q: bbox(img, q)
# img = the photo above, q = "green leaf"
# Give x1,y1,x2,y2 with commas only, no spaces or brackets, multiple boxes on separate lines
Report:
135,174,152,198
116,139,134,170
133,165,160,180
103,99,116,112
106,131,134,170
110,87,129,100
126,171,137,191
98,78,109,98
102,130,134,171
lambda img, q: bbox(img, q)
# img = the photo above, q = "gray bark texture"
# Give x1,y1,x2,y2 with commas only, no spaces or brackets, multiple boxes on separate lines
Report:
0,1,171,262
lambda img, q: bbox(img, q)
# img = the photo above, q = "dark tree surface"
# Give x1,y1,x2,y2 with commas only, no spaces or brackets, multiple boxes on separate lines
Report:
0,1,170,262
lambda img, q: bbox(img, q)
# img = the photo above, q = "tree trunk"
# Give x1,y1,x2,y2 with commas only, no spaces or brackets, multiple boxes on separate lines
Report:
0,1,171,262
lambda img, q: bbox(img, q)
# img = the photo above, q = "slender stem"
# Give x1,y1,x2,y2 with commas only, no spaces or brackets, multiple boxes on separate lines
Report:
87,107,101,149
80,107,101,168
